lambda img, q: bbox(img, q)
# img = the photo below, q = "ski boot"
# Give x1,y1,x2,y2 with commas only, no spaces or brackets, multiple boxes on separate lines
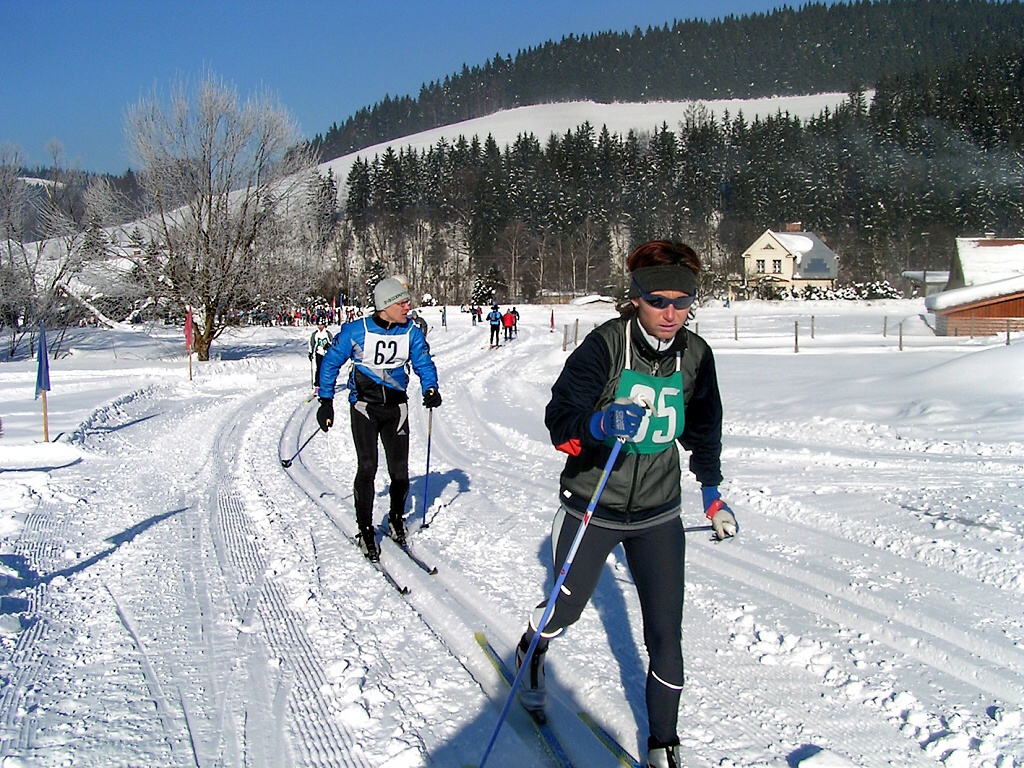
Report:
389,515,407,548
515,634,547,718
357,529,380,563
646,736,680,768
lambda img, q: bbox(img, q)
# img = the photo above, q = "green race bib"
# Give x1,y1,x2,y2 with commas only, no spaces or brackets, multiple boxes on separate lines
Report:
611,367,685,454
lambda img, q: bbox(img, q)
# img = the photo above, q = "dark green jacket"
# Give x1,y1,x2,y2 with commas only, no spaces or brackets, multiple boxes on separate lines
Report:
544,315,723,527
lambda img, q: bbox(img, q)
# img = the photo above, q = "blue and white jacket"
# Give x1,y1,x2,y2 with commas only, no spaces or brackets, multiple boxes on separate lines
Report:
318,314,439,405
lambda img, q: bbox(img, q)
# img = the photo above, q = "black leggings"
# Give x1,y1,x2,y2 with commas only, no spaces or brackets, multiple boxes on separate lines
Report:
349,401,410,534
314,354,325,387
529,511,685,744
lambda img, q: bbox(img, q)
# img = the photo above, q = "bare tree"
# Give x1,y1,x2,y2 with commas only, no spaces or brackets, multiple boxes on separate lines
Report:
1,143,101,357
494,219,537,302
125,72,318,360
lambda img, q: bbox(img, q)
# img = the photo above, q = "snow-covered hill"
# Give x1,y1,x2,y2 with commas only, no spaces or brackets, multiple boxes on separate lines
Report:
318,93,854,192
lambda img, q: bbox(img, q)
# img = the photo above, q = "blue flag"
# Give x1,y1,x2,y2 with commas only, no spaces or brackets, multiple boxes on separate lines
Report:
35,322,50,400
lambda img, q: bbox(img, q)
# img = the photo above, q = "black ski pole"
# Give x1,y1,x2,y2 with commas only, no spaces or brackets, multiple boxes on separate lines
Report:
281,428,319,468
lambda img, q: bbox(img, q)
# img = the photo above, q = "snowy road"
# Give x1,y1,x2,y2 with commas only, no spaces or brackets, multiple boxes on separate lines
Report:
1,301,1022,767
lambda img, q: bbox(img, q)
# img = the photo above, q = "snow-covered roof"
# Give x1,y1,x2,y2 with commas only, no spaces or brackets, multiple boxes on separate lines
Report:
768,230,838,279
953,237,1024,286
773,233,815,253
925,272,1024,312
902,270,949,284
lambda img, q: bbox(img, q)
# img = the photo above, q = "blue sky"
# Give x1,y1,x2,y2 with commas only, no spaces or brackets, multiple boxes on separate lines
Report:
3,0,826,175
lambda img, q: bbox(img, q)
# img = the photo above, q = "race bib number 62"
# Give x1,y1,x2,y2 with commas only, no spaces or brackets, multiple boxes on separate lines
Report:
367,333,410,370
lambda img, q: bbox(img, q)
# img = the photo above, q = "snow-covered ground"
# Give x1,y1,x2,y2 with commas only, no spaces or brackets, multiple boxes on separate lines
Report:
1,299,1022,768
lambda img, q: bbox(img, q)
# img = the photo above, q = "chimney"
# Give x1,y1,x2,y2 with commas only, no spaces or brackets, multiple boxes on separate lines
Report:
785,221,802,232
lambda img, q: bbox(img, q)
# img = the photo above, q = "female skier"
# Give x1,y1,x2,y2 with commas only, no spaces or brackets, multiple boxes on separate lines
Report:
515,240,737,768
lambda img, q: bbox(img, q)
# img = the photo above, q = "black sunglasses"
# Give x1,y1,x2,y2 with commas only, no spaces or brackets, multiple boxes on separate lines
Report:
632,278,696,310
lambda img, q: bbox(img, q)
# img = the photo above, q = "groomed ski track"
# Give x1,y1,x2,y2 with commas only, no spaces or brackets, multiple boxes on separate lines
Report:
1,306,1021,766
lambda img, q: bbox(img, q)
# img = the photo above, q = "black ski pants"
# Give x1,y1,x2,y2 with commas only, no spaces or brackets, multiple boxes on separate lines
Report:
489,324,501,346
528,509,686,745
314,353,326,388
349,401,410,535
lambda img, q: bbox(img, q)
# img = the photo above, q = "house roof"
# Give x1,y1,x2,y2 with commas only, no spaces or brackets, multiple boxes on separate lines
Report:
954,237,1024,285
767,230,838,279
926,273,1024,312
901,270,950,285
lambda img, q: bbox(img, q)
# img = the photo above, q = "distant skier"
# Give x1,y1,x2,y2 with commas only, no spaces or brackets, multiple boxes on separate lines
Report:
501,308,515,341
513,240,735,768
308,321,333,392
487,303,502,348
410,309,429,336
316,277,442,562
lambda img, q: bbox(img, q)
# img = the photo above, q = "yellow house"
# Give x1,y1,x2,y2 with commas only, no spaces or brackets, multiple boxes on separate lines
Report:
740,225,839,297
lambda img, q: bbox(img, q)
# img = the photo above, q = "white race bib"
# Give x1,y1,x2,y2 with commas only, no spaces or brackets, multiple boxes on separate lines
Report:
363,330,410,372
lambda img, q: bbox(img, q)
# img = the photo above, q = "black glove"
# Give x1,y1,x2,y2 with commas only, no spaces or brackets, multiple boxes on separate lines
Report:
308,352,314,360
317,398,334,431
423,387,442,409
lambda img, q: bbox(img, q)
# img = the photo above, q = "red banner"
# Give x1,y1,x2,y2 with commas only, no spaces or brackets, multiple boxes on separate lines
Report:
184,307,194,352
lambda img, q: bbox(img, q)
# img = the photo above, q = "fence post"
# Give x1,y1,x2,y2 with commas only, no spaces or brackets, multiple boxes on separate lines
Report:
573,318,579,345
811,315,815,339
562,325,569,352
794,321,799,353
734,316,738,341
883,316,888,337
899,321,904,351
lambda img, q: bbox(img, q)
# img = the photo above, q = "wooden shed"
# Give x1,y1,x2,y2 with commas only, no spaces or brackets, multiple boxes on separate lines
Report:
926,280,1024,336
924,237,1024,336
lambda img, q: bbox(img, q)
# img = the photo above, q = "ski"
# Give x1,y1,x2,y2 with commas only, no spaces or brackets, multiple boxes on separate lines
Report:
577,712,642,768
396,543,438,575
373,561,410,595
474,632,573,768
378,523,439,575
352,535,410,595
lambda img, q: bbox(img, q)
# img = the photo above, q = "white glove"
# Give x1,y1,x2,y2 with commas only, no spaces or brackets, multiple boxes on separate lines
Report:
702,486,738,541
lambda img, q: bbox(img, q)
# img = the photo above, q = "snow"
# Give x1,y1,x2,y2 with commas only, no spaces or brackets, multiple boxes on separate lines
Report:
2,299,1023,767
774,234,816,254
952,238,1024,287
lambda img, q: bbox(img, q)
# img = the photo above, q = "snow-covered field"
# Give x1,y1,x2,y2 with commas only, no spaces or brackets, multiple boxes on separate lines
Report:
1,299,1022,768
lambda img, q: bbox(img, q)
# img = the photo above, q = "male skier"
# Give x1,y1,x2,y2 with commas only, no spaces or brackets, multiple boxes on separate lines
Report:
316,277,442,562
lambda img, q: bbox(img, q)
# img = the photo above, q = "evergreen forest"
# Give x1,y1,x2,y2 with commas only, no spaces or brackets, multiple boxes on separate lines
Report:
311,0,1024,162
332,42,1024,304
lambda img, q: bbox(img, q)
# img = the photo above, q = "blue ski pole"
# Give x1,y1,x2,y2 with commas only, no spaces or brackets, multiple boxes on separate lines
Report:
478,437,625,768
421,408,433,528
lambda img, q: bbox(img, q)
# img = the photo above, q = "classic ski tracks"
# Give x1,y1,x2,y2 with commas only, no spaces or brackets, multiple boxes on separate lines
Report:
216,388,370,767
691,533,1024,705
279,391,631,767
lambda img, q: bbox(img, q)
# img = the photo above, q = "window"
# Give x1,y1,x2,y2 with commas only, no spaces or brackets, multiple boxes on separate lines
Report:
755,259,765,274
773,259,782,274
